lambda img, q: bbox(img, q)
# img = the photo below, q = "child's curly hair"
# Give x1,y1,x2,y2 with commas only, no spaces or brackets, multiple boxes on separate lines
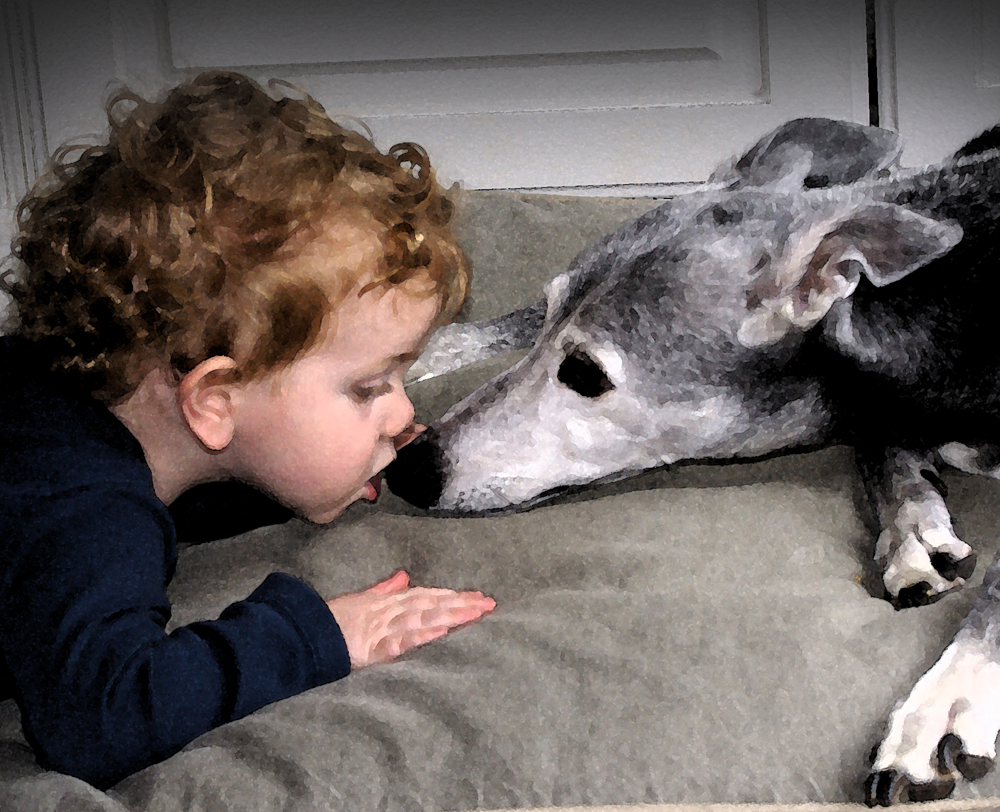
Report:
4,71,469,404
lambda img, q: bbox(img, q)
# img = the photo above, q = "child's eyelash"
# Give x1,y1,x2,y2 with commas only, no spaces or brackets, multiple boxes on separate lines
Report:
352,381,393,401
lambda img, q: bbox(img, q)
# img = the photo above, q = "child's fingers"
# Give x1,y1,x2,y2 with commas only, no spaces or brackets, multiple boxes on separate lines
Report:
389,586,493,605
376,626,451,662
422,603,493,629
401,624,451,649
387,594,495,633
332,580,496,668
381,589,494,618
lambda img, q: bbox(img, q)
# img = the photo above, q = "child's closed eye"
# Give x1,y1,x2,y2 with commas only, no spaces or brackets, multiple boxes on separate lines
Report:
351,380,393,402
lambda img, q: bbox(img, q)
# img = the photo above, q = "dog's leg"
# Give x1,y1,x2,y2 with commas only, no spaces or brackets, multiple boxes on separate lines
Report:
866,555,1000,805
405,300,545,385
857,446,976,608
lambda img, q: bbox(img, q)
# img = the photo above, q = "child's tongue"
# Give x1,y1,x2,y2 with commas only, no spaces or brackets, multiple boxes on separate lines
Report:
365,474,382,501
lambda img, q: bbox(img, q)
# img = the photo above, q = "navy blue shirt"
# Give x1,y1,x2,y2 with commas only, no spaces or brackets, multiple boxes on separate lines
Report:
0,336,351,789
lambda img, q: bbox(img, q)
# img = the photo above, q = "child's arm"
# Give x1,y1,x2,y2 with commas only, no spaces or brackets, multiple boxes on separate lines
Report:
3,483,493,790
1,480,353,790
327,570,495,668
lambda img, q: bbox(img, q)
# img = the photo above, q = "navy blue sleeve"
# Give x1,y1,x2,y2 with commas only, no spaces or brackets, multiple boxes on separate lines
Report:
0,482,350,790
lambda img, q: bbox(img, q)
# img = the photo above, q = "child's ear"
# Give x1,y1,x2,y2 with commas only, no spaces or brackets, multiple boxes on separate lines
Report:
177,357,239,452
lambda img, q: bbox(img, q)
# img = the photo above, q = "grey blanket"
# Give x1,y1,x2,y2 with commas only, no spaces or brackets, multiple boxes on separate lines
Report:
3,192,999,811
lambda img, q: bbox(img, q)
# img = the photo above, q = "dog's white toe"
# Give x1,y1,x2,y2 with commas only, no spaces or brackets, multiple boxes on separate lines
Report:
882,534,953,602
868,634,1000,805
877,492,975,606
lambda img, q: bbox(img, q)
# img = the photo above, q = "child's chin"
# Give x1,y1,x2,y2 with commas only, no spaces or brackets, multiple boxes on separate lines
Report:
304,481,378,524
306,510,341,525
303,500,351,525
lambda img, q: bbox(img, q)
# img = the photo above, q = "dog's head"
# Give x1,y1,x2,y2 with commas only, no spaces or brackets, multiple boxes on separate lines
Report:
388,119,963,514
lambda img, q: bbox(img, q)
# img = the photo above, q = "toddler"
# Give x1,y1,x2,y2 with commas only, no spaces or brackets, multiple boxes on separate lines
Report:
0,71,494,789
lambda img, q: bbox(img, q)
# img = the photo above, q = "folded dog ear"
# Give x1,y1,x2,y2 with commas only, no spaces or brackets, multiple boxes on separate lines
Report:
711,118,902,192
738,203,963,347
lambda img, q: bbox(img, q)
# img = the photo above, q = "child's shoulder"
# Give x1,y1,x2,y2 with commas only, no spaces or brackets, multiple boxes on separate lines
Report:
2,335,150,498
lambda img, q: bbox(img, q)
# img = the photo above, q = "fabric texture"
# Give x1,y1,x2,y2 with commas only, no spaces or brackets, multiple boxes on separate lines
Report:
0,192,998,811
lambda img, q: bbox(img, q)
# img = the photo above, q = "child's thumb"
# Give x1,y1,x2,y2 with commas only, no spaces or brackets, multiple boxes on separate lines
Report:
371,570,410,595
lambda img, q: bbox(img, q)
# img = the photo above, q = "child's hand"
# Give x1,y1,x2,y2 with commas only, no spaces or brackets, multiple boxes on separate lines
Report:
326,570,495,669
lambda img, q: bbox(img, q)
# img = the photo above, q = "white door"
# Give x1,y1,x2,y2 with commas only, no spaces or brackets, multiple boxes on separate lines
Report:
878,0,1000,166
6,0,869,199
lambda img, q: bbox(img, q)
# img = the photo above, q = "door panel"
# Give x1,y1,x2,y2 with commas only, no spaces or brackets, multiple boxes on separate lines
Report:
167,0,766,116
888,0,1000,165
25,0,868,193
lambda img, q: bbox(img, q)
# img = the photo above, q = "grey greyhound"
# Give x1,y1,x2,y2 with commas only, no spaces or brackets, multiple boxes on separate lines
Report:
385,118,1000,804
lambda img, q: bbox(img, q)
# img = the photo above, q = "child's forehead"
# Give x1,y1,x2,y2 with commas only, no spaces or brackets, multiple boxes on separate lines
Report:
323,284,441,371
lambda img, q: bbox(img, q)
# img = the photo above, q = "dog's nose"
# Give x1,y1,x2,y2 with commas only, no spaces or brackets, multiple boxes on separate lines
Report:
384,429,446,509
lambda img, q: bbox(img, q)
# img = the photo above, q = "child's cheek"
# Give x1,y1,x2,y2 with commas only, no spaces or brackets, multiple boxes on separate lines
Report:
324,407,380,469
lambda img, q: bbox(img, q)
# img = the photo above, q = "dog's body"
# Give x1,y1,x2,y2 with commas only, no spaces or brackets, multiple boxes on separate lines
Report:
387,119,1000,803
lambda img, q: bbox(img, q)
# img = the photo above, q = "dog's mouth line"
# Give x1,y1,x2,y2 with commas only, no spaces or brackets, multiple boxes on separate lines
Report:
426,465,666,517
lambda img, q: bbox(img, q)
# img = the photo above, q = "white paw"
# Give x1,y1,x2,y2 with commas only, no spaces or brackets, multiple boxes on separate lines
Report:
876,492,975,607
867,635,1000,805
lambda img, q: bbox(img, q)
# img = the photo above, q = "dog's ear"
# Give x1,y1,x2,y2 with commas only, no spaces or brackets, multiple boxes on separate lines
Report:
543,264,600,324
543,271,572,319
738,203,962,347
711,118,902,192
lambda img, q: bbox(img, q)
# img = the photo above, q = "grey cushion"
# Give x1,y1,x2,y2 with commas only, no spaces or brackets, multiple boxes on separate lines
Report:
2,191,999,811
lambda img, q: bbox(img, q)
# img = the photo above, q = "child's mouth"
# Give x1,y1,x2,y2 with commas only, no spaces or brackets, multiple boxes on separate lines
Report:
364,474,382,502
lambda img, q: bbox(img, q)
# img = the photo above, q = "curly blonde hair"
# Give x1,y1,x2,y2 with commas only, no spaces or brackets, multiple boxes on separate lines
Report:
5,71,469,404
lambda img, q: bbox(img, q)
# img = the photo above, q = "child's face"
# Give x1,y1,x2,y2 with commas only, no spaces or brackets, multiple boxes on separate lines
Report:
229,224,441,523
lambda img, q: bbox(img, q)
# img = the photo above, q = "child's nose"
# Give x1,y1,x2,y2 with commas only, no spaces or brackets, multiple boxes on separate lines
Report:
384,388,416,439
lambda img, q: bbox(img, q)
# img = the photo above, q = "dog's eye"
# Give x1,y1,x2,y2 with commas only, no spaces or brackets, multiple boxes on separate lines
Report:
697,204,744,227
557,349,614,398
803,173,831,189
712,205,743,226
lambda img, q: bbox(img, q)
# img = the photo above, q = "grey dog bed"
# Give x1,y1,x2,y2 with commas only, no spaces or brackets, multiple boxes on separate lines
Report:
2,191,1000,812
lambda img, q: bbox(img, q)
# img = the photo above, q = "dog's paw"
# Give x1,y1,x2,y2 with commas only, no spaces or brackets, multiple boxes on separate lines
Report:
865,636,1000,806
876,491,976,608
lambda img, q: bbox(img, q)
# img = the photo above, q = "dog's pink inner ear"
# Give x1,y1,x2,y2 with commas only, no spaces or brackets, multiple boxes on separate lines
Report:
821,205,963,287
737,204,962,348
